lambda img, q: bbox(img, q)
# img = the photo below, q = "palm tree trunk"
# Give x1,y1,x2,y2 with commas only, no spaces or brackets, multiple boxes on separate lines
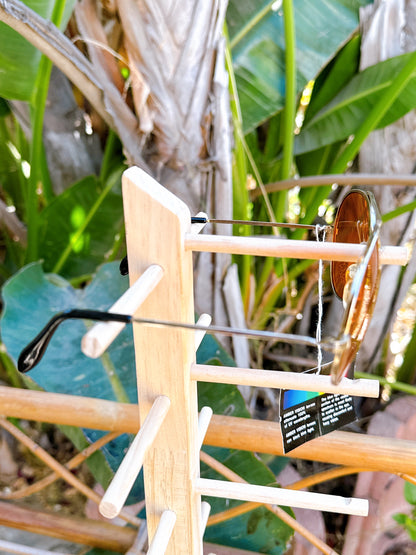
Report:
111,0,233,325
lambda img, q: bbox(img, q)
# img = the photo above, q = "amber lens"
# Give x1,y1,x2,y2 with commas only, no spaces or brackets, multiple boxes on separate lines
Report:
331,191,371,299
330,190,380,382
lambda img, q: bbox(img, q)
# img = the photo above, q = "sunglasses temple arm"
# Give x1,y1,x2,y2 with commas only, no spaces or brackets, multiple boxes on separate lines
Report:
17,309,132,373
19,307,330,373
18,305,349,377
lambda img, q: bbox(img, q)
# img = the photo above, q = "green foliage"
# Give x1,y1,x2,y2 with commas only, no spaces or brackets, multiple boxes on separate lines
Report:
38,171,124,278
1,261,292,552
2,0,416,552
227,0,371,132
296,51,416,158
394,482,416,542
0,0,76,101
227,1,416,347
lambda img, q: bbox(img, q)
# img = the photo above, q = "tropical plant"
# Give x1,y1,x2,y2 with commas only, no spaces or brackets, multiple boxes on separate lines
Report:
394,482,416,542
1,0,416,553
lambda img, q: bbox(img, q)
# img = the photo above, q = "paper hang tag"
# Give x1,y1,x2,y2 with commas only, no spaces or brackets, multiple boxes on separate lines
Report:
279,389,356,453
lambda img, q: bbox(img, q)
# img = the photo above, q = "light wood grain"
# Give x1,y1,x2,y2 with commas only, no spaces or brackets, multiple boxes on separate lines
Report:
82,264,164,358
200,502,211,535
122,166,203,554
185,233,408,265
192,363,380,398
197,406,213,451
147,510,176,555
195,478,368,516
0,501,136,552
195,313,212,351
99,395,171,519
2,387,416,474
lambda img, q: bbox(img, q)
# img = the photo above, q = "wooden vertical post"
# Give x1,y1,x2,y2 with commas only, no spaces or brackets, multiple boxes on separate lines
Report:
122,167,203,554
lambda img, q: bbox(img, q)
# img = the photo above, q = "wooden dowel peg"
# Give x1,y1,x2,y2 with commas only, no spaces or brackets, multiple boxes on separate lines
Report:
195,478,368,516
82,264,164,358
147,510,176,555
185,234,409,266
198,406,213,451
195,313,212,351
191,211,209,234
99,396,171,519
191,364,380,398
200,501,211,535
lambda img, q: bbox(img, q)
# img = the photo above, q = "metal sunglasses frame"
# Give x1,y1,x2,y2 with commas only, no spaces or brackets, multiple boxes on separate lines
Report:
329,189,381,384
17,191,381,383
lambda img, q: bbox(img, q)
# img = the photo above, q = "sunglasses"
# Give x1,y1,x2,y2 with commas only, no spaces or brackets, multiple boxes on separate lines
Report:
17,189,381,384
329,189,381,384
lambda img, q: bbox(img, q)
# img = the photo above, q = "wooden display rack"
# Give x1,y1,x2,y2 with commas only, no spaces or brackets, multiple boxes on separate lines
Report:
0,166,412,554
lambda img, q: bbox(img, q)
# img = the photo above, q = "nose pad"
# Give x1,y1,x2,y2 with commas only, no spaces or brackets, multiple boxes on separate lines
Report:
342,263,358,309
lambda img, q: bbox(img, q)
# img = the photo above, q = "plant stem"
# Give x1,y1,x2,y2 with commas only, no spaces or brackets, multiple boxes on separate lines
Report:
281,0,296,181
26,0,66,263
382,199,416,223
100,129,121,183
330,49,416,173
225,30,251,306
355,371,416,396
0,344,23,388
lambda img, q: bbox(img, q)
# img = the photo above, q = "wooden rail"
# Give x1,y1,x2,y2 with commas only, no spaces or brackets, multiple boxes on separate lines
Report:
1,387,415,475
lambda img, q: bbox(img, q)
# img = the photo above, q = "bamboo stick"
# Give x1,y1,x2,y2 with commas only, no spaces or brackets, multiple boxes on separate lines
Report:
147,510,176,555
250,172,416,198
0,386,140,432
0,431,120,500
0,501,137,552
185,234,408,265
82,264,164,358
99,396,171,519
204,415,416,474
2,387,416,474
0,501,262,555
195,478,368,516
0,417,140,528
192,364,380,398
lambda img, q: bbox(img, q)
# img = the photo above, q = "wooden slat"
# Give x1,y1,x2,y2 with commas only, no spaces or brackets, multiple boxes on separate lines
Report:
1,387,416,474
191,363,380,398
0,501,136,552
195,478,368,516
122,167,203,554
185,234,409,265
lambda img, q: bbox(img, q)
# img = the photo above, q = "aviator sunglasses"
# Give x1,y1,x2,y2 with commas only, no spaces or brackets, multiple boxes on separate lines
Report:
329,188,381,384
17,189,381,385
